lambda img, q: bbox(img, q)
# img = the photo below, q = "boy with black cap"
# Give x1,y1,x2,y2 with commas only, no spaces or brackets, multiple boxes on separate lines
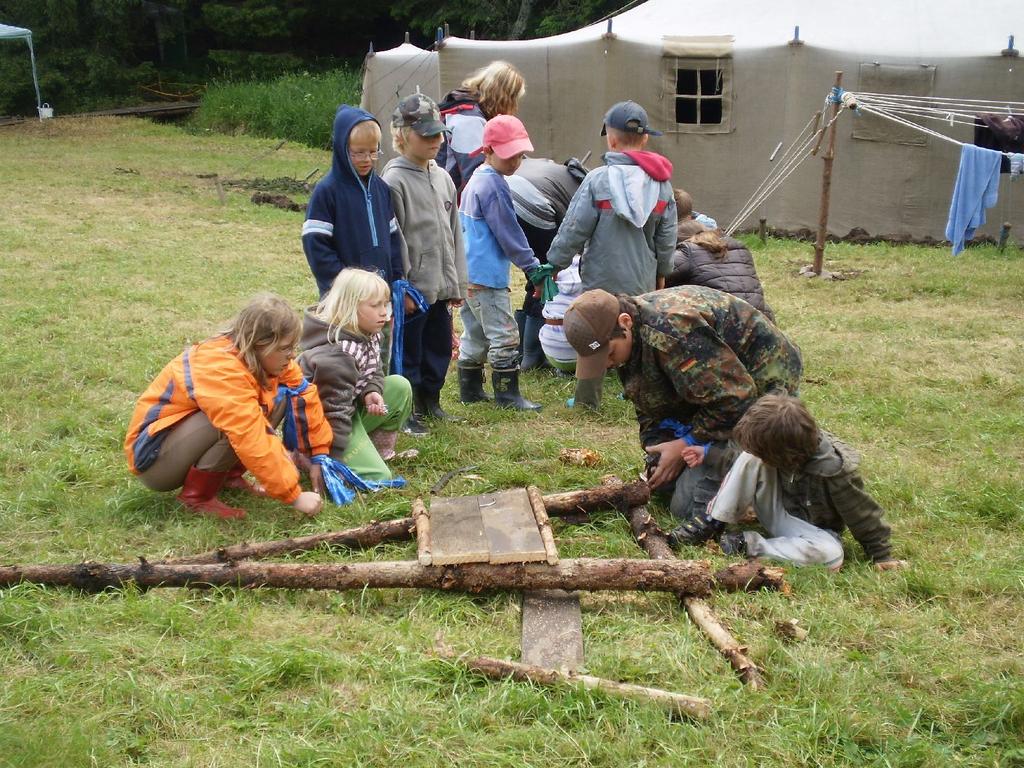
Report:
562,285,802,543
382,94,468,433
546,100,678,410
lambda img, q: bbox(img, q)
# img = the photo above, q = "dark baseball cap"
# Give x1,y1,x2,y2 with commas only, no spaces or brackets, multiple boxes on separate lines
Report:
563,289,622,380
392,93,448,137
600,100,663,137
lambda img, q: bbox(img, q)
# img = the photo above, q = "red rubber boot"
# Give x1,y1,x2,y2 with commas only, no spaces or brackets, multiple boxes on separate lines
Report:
223,463,267,497
176,466,247,519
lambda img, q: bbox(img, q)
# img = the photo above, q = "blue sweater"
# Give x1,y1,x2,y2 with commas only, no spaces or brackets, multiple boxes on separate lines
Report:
302,105,404,297
459,165,539,288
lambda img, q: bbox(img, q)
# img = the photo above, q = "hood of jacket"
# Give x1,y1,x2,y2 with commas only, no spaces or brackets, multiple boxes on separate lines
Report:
802,431,859,478
300,308,369,353
604,151,673,228
381,154,431,177
330,105,380,186
439,87,481,113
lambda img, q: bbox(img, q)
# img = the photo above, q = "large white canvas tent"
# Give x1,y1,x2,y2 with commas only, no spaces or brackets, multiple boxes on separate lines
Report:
362,0,1023,242
1,23,43,113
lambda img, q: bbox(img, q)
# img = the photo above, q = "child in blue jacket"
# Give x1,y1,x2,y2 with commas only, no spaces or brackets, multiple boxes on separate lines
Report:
302,105,405,300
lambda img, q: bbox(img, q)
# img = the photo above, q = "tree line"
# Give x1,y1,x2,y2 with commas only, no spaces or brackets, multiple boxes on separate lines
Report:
0,0,623,115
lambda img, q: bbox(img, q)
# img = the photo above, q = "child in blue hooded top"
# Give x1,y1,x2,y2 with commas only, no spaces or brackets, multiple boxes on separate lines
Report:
302,105,405,299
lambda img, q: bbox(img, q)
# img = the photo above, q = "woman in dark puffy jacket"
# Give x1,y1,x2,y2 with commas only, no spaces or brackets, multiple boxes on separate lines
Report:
665,220,776,323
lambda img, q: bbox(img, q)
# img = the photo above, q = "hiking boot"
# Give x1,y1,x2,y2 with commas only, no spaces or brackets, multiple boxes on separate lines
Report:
457,363,491,403
667,510,724,547
492,367,542,412
719,532,748,556
176,466,247,520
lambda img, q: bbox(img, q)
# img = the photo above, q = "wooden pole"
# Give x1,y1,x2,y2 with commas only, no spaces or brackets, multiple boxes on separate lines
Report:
165,517,415,564
541,481,650,518
437,648,711,720
412,497,432,566
526,485,559,565
812,71,843,276
625,505,768,689
0,558,735,597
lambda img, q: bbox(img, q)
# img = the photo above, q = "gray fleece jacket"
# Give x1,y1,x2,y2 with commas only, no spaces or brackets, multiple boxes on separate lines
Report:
298,310,384,459
381,156,467,305
546,150,677,297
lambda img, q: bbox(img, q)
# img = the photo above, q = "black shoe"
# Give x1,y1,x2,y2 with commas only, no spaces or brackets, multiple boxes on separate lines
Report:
667,513,724,547
419,390,461,422
492,368,542,412
457,364,490,403
401,414,430,437
719,532,747,556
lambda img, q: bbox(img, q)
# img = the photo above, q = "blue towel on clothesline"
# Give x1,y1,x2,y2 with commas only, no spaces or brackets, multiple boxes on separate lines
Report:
945,144,1002,256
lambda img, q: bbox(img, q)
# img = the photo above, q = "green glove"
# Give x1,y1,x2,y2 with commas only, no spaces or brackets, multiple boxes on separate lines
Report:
526,265,558,304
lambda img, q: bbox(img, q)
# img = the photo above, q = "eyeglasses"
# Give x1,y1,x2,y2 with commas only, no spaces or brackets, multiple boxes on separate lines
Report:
349,150,382,161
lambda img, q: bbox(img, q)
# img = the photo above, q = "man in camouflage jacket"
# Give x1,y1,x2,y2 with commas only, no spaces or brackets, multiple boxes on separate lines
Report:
563,285,803,526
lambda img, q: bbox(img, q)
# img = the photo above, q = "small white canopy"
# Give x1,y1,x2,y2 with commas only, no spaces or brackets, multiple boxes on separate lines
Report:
1,23,42,109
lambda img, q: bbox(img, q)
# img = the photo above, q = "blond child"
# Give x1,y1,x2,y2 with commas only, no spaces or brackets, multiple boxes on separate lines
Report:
125,294,330,519
298,269,413,480
382,94,468,433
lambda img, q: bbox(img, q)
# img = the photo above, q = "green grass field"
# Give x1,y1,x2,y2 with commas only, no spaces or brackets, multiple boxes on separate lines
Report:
1,117,1022,768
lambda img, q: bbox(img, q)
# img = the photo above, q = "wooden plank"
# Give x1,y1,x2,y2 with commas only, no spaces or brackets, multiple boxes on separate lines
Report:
521,590,584,672
429,495,489,565
479,489,546,564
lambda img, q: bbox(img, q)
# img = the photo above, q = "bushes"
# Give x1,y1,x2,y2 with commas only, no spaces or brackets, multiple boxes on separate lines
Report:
191,67,362,149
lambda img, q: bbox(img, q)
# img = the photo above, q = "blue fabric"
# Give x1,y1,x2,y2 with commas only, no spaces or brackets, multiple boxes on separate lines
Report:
693,212,718,230
460,166,539,288
945,144,1003,256
398,299,453,392
275,380,310,451
302,105,404,297
389,279,429,375
311,454,406,506
658,418,712,451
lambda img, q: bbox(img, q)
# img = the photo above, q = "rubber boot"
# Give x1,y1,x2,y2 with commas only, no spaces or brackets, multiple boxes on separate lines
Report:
521,314,550,371
458,363,491,403
566,376,603,410
492,368,542,411
514,309,527,359
223,463,266,497
419,389,461,422
176,466,247,519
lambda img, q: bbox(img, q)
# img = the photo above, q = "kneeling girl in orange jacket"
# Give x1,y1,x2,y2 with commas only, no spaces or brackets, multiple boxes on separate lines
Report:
124,293,333,519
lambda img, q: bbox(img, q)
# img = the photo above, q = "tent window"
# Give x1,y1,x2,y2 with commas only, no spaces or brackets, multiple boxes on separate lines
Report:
674,64,724,125
662,57,732,134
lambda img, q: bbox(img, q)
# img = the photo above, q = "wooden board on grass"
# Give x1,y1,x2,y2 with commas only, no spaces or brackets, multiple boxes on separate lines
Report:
429,495,489,565
478,488,547,564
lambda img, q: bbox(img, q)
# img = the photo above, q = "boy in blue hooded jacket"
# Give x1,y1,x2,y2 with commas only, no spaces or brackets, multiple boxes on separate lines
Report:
302,106,405,299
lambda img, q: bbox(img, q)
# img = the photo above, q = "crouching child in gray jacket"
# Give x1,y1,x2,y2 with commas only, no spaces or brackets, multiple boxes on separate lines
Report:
686,394,907,571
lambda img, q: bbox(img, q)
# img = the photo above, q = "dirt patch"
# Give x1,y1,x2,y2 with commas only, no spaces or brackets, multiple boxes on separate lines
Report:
251,192,305,212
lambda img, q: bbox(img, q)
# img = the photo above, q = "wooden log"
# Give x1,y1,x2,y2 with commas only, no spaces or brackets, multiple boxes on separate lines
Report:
412,497,431,566
165,517,415,564
437,648,711,720
526,486,559,565
625,505,767,689
0,558,722,597
541,481,650,518
714,560,787,594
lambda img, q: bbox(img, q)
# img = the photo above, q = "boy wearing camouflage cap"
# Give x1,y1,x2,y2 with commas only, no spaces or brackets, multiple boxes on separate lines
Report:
382,94,468,432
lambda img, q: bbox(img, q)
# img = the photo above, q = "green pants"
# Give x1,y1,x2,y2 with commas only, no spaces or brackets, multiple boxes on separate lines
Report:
337,375,412,481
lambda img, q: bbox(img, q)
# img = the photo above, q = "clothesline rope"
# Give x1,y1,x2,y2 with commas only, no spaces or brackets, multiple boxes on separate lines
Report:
851,91,1024,110
724,105,846,236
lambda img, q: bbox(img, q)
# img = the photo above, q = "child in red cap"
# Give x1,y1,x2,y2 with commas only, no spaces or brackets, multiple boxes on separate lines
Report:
455,115,546,411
